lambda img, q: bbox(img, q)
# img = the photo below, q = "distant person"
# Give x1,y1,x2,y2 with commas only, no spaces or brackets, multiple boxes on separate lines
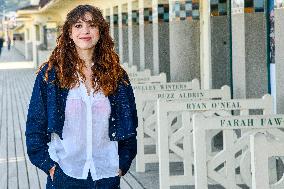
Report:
0,36,4,56
7,36,11,51
25,4,137,189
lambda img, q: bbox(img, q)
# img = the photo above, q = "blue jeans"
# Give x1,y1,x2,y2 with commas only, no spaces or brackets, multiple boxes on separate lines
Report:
46,165,120,189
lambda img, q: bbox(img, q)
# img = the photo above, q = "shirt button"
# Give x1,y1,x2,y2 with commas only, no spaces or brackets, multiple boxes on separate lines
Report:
111,117,115,121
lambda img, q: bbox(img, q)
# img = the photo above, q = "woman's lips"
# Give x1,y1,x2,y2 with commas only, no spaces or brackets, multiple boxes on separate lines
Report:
80,37,91,41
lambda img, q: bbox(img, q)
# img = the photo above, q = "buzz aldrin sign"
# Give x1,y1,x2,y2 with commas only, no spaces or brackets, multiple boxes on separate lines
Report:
134,87,230,101
134,90,222,100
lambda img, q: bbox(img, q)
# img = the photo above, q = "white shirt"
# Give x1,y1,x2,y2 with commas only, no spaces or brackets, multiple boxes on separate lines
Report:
48,80,119,180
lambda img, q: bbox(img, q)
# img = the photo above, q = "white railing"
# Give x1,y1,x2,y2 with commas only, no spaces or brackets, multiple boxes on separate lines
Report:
122,63,138,73
192,113,284,189
250,133,284,189
134,85,230,172
122,63,167,83
128,69,151,78
157,95,273,189
130,72,167,83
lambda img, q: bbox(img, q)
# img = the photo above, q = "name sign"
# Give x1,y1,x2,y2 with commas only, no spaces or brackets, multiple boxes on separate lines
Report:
156,92,204,99
129,73,139,77
220,117,284,128
133,83,191,92
186,101,241,110
128,70,151,78
130,77,153,82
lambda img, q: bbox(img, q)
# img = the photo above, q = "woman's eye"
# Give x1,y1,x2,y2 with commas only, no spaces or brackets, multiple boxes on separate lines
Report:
90,24,97,28
75,24,82,28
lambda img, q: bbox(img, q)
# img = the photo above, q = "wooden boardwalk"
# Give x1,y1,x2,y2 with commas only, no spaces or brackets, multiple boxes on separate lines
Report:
0,69,46,189
0,68,144,189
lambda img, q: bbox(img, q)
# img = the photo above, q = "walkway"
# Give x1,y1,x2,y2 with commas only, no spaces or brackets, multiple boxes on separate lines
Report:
0,47,34,69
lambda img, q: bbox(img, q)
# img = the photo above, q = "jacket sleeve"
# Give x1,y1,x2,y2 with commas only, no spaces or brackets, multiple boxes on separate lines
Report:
25,69,56,174
118,74,138,175
118,135,137,175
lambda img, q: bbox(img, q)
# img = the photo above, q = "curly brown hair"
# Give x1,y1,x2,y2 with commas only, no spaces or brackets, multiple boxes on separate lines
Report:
38,4,126,96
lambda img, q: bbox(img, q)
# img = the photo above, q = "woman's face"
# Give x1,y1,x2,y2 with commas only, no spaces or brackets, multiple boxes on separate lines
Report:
70,12,100,51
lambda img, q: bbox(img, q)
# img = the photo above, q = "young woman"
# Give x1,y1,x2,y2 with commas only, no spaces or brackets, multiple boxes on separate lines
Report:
26,5,137,189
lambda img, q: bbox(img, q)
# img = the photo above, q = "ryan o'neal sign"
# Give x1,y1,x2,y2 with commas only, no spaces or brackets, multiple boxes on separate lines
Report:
184,100,242,111
186,101,241,110
220,116,284,128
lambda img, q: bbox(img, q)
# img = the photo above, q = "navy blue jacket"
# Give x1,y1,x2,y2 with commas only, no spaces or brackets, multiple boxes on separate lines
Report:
25,65,138,176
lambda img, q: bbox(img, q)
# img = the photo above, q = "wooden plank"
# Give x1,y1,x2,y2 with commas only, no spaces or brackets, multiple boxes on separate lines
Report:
25,70,47,189
0,70,3,141
121,177,132,189
38,171,46,189
0,71,8,189
13,70,30,189
0,70,4,143
7,71,19,189
19,69,42,189
18,70,34,189
122,172,144,189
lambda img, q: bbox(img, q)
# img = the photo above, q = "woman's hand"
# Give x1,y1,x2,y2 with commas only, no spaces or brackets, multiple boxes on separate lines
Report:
118,169,123,177
49,165,56,181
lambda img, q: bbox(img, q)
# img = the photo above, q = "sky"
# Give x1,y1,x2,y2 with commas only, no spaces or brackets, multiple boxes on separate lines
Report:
0,0,30,12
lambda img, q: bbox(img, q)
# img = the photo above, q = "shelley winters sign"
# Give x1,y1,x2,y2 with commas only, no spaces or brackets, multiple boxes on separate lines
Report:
133,83,190,91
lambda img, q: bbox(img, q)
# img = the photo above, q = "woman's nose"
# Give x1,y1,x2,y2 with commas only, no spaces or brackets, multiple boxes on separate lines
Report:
82,25,90,34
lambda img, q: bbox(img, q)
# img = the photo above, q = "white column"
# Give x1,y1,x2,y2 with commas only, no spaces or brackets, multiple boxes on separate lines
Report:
275,9,284,113
139,0,145,70
24,28,29,60
199,0,212,89
39,24,44,44
31,24,38,68
231,1,246,98
152,0,159,75
118,4,124,63
110,7,114,39
128,0,133,66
